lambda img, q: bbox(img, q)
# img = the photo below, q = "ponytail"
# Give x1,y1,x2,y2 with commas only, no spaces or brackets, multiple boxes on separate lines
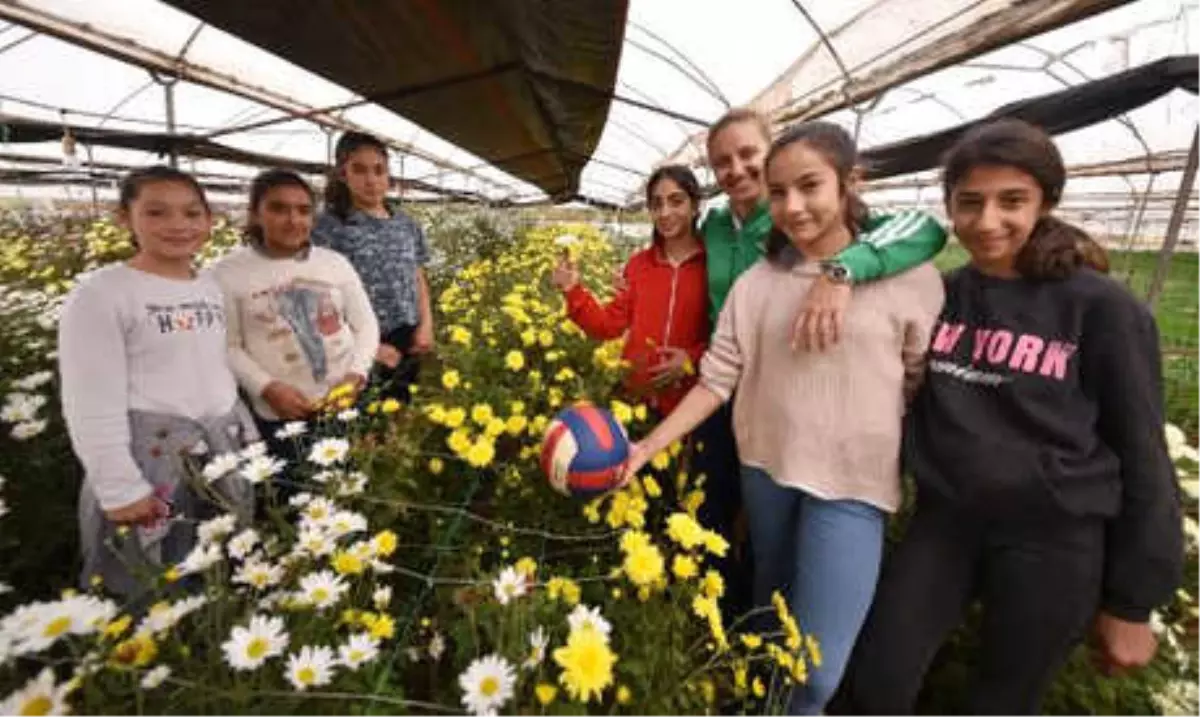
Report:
323,172,354,222
1014,215,1111,279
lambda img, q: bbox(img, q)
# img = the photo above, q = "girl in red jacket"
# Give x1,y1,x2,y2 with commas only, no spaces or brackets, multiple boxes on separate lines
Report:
552,165,709,417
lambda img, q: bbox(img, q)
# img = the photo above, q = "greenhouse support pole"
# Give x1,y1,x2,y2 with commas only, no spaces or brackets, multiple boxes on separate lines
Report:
164,80,178,168
86,144,99,217
1147,128,1198,308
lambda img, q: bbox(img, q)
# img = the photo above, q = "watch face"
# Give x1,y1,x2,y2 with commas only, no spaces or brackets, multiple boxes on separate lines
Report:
822,263,849,282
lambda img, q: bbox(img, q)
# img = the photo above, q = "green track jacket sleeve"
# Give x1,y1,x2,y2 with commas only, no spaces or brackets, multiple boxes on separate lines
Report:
836,209,947,283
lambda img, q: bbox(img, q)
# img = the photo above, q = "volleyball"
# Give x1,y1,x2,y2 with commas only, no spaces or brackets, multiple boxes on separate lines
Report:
540,403,630,496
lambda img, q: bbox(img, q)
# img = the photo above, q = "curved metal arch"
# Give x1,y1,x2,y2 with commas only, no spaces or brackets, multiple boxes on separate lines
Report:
628,20,729,108
625,35,729,110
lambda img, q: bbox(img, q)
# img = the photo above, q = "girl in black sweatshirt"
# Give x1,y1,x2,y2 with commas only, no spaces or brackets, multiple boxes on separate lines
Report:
847,119,1183,714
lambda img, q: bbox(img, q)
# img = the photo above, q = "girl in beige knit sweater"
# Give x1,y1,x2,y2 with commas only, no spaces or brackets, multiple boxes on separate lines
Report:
622,122,943,714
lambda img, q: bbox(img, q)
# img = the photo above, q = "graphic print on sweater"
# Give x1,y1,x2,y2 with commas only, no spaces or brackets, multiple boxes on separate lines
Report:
245,279,347,383
927,319,1078,387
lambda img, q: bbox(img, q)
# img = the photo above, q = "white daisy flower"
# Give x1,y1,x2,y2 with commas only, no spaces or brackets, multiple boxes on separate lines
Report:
492,566,527,606
240,455,286,485
140,665,171,690
348,540,375,562
257,590,287,611
370,559,396,574
138,594,207,636
221,614,288,671
0,667,71,716
197,513,238,545
301,497,338,526
338,632,380,670
295,527,336,558
233,560,284,591
0,498,7,520
11,370,53,391
1,392,46,423
325,510,368,539
286,645,336,691
11,420,48,440
336,471,368,497
372,586,392,610
337,408,360,422
308,437,350,467
311,470,338,484
288,492,314,507
202,452,242,483
275,421,308,440
567,604,612,642
176,542,223,576
9,594,117,654
238,441,268,460
458,653,516,716
524,626,548,669
227,529,261,561
429,631,446,661
298,570,348,610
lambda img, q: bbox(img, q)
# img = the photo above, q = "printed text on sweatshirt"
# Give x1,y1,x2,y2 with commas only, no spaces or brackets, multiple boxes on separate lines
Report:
906,266,1183,620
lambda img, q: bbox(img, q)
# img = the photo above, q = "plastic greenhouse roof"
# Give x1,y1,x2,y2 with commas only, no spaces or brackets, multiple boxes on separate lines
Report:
0,0,1195,212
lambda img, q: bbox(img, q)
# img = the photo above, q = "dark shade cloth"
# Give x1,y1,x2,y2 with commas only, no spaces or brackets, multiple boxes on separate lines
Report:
861,55,1198,180
160,0,628,201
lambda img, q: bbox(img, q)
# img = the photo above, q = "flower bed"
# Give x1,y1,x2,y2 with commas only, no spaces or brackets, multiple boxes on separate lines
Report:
0,208,1194,715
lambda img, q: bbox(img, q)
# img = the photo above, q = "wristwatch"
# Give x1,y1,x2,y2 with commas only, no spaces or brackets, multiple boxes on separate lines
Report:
818,260,852,285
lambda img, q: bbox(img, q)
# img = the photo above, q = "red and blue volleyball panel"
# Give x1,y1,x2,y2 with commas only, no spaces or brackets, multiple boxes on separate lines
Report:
540,403,630,496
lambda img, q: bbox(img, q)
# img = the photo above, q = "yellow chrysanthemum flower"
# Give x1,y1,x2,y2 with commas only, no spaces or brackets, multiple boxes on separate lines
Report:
333,551,366,576
465,439,496,468
609,400,633,425
471,404,494,426
672,554,699,580
447,429,472,455
505,415,528,436
622,544,665,587
553,628,616,703
372,530,398,558
444,408,466,429
535,683,558,705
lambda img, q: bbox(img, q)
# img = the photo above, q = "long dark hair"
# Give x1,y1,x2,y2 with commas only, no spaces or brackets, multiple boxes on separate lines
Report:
941,119,1104,279
645,164,702,240
245,169,316,247
325,131,389,221
763,121,868,267
117,165,210,248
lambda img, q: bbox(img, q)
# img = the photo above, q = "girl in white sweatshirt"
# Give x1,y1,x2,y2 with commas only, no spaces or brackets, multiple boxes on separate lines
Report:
211,170,378,493
59,166,256,599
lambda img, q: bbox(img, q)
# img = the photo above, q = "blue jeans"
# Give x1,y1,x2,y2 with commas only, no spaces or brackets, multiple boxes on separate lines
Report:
741,465,886,715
